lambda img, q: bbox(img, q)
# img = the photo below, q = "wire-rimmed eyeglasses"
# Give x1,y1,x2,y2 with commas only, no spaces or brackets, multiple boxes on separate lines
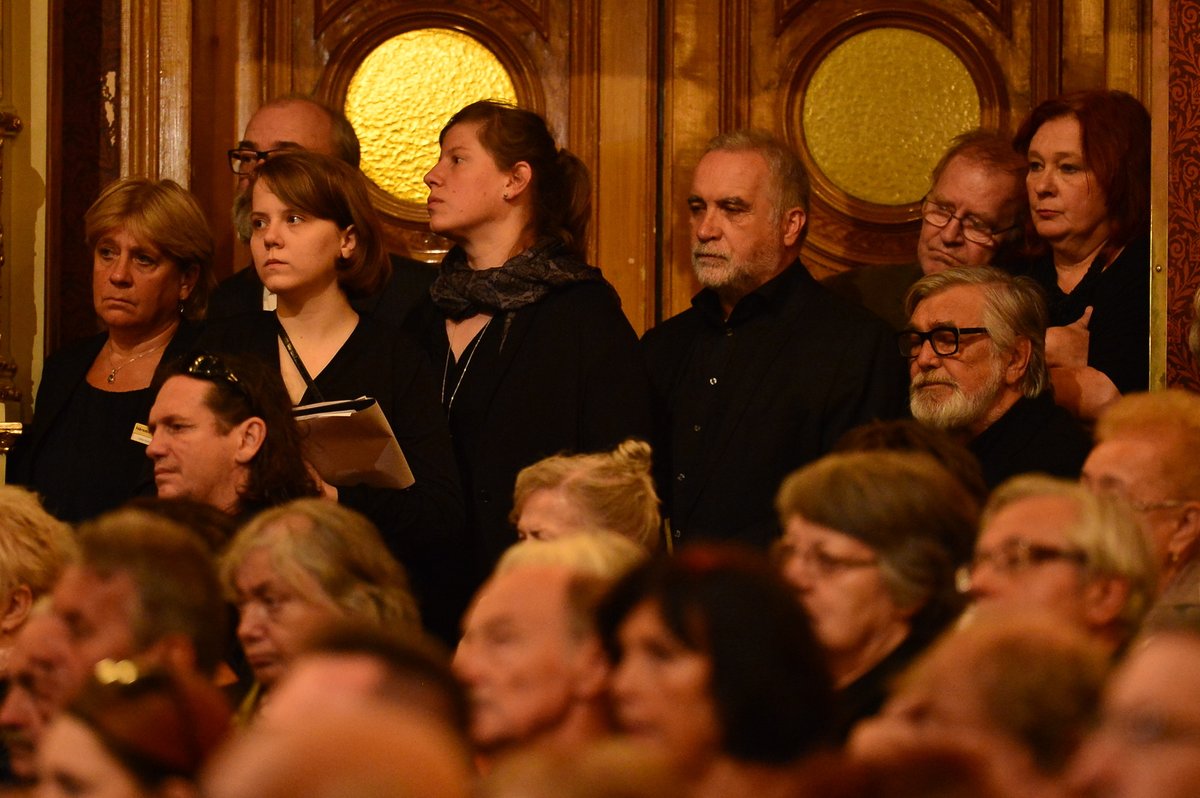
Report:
955,539,1088,594
921,198,1017,246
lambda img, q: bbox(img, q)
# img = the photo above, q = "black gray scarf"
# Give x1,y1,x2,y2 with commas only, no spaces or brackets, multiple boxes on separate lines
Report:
430,238,605,321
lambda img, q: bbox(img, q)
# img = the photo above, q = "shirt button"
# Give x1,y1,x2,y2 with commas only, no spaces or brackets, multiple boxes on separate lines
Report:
673,528,682,538
693,424,702,432
676,473,686,482
708,377,718,385
725,328,734,337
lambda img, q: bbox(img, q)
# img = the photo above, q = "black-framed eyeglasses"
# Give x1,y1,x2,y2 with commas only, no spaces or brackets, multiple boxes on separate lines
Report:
227,147,289,175
897,326,990,358
921,197,1017,246
184,353,248,399
955,539,1088,593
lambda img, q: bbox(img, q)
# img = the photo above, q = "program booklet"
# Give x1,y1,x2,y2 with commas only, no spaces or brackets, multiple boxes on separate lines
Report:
294,397,414,489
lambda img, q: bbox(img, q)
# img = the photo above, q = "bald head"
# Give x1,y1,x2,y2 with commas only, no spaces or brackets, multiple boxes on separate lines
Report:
204,706,473,798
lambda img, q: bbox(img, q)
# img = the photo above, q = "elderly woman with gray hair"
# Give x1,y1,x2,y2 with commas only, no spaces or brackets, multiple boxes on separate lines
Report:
220,499,421,719
774,450,979,740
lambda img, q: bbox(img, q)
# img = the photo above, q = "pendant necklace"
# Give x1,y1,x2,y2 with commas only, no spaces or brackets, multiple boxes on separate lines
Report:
106,340,167,384
441,319,493,411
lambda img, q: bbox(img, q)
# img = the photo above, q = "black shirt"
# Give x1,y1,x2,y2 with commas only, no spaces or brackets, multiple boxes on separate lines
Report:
642,261,909,548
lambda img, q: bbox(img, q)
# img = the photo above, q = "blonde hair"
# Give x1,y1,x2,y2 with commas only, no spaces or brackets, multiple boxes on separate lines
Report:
494,533,646,640
982,474,1158,635
510,439,661,549
1095,389,1200,499
85,177,215,320
495,533,647,583
0,486,77,598
220,499,420,632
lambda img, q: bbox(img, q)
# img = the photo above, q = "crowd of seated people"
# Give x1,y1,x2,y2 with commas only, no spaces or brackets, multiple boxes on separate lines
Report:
4,84,1198,798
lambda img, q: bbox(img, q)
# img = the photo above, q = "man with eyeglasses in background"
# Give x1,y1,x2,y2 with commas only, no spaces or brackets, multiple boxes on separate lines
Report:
1082,389,1200,626
824,129,1028,329
146,351,319,518
209,96,434,327
958,474,1156,656
901,266,1089,488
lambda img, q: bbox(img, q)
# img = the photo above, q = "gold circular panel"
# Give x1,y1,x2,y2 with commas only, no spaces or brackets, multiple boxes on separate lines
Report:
802,28,980,207
345,29,517,206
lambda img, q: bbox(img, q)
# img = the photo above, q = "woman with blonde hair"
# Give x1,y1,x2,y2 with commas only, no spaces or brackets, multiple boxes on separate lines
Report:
8,178,212,521
510,439,660,549
0,486,77,675
220,499,420,713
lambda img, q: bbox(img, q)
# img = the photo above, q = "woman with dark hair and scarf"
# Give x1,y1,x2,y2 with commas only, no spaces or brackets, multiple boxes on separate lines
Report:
415,100,653,581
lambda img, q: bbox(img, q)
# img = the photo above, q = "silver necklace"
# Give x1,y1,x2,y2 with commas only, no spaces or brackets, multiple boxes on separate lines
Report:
106,340,166,384
441,319,493,410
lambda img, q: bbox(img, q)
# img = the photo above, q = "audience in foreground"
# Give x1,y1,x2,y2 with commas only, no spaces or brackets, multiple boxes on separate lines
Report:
218,499,420,721
598,545,834,798
37,667,230,798
454,534,644,772
851,613,1109,798
1083,389,1200,626
0,487,76,677
1068,624,1200,798
510,439,661,548
775,451,977,738
961,474,1157,655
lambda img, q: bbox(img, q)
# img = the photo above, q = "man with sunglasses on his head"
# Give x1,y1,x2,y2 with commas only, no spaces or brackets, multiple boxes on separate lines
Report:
824,130,1028,330
901,266,1089,489
146,351,319,518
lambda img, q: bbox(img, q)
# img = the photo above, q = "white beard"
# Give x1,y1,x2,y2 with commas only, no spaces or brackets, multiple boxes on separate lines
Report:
910,358,1006,432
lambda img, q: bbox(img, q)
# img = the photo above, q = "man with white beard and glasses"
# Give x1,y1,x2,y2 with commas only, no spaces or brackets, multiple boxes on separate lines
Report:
901,266,1089,488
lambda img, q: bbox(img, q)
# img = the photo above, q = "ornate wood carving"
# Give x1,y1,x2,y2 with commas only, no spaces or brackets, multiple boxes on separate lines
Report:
777,0,1013,37
120,0,191,181
1166,0,1200,388
315,0,550,40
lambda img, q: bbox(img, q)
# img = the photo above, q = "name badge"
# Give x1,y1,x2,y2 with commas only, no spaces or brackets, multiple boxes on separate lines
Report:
131,423,151,445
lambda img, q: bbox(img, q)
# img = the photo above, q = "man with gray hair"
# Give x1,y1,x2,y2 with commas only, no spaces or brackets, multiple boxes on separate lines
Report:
901,266,1089,487
453,533,644,769
825,129,1029,329
642,129,906,550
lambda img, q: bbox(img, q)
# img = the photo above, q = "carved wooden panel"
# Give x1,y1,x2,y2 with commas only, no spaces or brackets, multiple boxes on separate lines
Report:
1166,0,1200,389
